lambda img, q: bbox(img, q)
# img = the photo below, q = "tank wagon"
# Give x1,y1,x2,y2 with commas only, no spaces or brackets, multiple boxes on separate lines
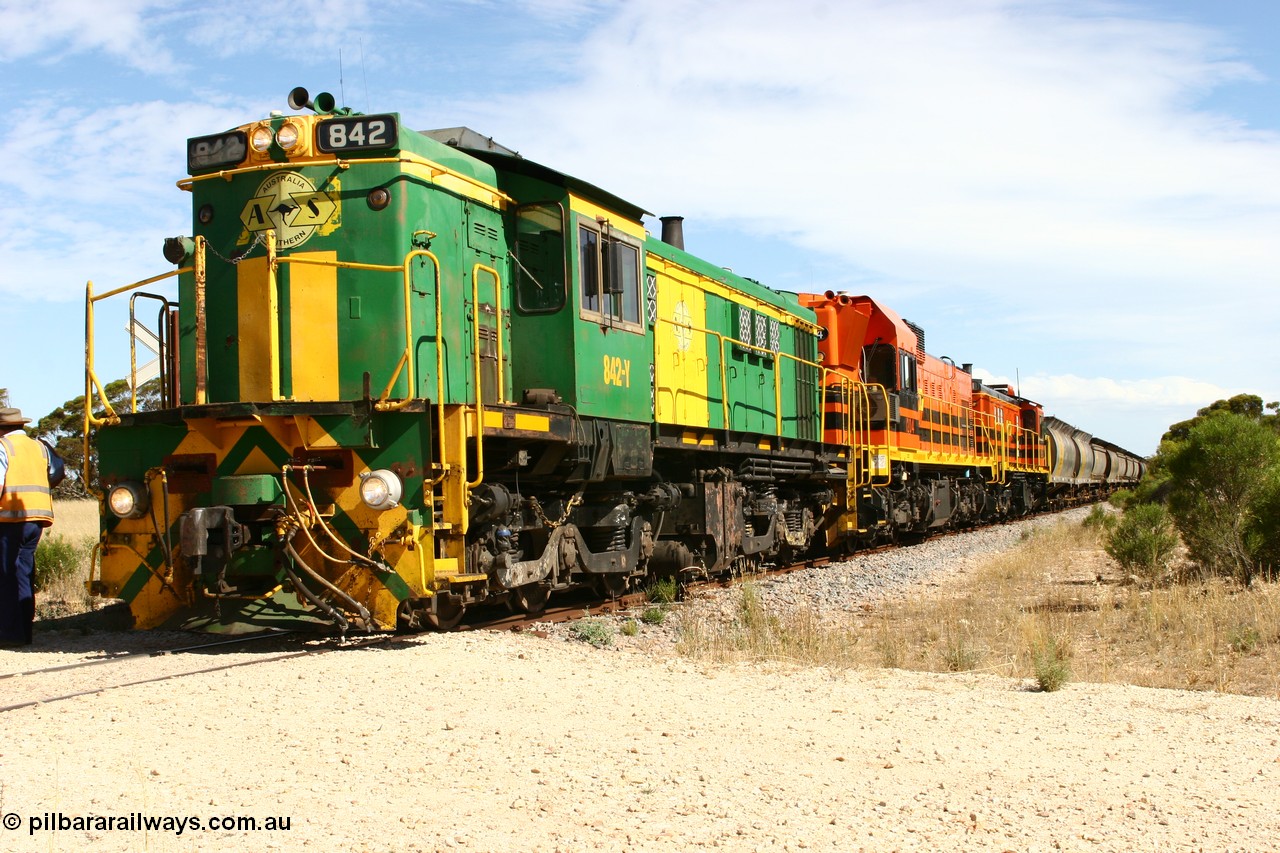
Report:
83,88,1145,632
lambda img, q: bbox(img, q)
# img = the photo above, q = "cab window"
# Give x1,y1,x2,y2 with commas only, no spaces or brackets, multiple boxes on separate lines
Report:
578,223,642,330
863,343,897,389
514,202,566,314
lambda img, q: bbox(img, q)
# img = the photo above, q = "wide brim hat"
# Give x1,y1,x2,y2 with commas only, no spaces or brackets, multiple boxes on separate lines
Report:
0,407,31,426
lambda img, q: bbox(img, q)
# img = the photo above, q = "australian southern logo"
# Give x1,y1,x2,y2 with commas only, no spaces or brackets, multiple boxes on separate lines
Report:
239,172,339,249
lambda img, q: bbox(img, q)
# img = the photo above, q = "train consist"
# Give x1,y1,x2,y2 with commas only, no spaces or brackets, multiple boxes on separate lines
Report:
84,88,1144,632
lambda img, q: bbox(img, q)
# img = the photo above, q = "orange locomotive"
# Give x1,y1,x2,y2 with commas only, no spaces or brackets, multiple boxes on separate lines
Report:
801,291,1117,545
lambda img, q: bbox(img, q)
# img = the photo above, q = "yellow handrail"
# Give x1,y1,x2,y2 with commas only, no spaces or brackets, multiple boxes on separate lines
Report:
177,152,515,207
472,264,505,404
465,263,504,489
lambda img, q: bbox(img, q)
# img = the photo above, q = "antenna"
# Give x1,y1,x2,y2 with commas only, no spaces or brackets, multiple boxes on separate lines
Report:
339,48,346,108
1016,368,1021,397
360,38,370,113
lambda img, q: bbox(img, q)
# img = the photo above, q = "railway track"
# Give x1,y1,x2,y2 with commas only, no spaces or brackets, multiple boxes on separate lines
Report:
1,508,1085,712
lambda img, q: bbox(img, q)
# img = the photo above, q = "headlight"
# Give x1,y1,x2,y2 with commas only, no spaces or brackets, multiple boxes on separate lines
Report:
250,126,273,152
107,482,149,519
276,122,299,150
359,469,402,511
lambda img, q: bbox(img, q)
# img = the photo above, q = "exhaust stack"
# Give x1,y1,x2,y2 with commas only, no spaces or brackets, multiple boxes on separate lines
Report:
660,216,685,251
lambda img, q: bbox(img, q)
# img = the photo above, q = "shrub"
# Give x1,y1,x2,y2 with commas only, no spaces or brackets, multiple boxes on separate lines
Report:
568,618,614,648
646,577,678,604
34,533,85,591
1082,503,1115,531
1108,489,1134,510
1228,625,1261,654
1105,503,1180,583
941,633,983,671
640,606,667,625
1030,634,1072,692
620,619,639,637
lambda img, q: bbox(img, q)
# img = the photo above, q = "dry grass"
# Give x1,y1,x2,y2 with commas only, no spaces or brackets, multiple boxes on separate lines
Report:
34,499,99,620
678,517,1280,699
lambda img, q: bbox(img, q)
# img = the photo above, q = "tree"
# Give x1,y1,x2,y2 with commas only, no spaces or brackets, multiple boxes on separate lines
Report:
1163,411,1280,585
32,378,162,499
1161,393,1275,443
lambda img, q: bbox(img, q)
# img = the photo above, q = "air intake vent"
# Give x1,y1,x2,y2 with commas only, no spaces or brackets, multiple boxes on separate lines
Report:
904,319,926,361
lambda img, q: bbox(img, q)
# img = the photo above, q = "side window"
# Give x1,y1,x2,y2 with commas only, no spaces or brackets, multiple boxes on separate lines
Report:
578,222,643,331
514,202,566,314
607,241,640,324
900,352,918,393
579,226,600,314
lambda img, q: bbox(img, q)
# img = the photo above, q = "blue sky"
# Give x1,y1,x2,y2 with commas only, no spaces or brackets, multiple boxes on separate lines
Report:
2,0,1278,456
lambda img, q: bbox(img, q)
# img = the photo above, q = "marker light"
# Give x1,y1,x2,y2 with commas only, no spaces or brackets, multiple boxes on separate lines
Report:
359,469,402,511
107,482,149,519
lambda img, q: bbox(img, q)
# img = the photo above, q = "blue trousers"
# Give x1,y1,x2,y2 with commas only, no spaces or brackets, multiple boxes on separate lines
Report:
0,522,42,645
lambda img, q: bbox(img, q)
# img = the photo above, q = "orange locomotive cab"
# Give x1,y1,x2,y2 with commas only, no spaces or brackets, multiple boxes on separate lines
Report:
800,292,972,456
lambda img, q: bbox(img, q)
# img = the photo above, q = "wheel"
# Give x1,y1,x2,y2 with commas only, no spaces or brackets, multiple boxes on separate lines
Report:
426,593,466,631
511,583,550,616
592,573,628,599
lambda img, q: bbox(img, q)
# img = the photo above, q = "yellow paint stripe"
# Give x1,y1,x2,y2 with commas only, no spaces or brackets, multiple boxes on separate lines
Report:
400,160,510,209
569,195,646,239
237,256,279,401
647,256,821,334
482,411,551,432
288,251,339,401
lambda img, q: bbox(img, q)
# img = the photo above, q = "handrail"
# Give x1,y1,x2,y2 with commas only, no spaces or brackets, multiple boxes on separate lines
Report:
127,292,175,413
176,152,515,207
86,235,455,482
275,246,442,414
472,264,505,404
84,254,195,496
466,265,492,489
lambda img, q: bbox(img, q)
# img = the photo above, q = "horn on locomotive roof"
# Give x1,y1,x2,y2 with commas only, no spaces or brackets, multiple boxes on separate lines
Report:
287,86,337,115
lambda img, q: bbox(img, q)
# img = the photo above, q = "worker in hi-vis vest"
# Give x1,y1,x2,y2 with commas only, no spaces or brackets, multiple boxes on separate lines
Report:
0,407,58,646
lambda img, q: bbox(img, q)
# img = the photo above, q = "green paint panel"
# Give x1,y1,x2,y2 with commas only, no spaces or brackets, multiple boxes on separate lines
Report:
212,474,283,505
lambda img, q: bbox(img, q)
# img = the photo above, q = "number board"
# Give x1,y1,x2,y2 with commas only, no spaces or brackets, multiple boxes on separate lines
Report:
316,115,399,153
187,131,247,172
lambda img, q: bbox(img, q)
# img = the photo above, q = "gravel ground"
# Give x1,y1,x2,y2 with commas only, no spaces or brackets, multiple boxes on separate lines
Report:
2,508,1278,852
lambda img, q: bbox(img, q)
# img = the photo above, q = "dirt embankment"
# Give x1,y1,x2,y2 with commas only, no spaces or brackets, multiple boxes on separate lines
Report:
2,627,1277,853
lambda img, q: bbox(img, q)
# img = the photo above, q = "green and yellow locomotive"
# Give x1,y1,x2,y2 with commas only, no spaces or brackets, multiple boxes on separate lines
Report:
86,89,841,631
84,88,1141,633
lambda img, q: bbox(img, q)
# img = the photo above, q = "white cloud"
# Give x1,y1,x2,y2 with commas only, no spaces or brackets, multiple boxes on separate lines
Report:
0,98,255,301
0,0,381,74
0,0,179,73
973,369,1256,410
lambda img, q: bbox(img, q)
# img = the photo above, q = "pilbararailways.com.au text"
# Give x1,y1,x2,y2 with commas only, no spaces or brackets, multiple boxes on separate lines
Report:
6,811,292,836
